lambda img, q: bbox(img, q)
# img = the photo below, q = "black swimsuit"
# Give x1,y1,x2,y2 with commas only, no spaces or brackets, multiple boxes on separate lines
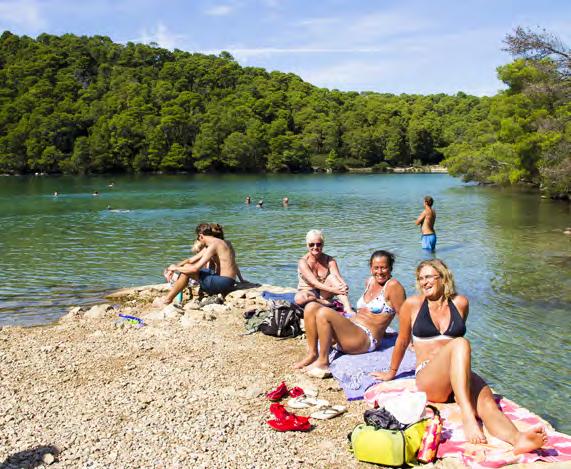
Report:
412,298,466,342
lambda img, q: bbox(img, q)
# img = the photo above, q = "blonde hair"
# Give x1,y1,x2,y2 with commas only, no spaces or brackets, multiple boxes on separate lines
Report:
415,259,456,299
305,229,324,244
191,240,205,253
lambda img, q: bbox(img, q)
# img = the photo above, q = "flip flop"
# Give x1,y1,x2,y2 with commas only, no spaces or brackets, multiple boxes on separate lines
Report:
310,404,347,420
305,366,332,379
287,396,329,409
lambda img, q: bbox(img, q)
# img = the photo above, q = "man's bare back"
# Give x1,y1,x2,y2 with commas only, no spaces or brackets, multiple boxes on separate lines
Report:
199,237,239,279
415,197,436,235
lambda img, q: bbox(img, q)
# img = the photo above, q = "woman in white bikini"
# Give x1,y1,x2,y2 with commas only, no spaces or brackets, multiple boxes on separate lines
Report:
294,250,406,378
372,259,547,453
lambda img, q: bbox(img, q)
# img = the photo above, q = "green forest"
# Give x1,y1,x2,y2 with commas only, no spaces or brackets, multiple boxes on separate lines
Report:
0,28,568,198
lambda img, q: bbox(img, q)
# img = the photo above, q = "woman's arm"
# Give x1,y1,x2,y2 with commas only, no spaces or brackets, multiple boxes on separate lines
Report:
328,258,349,291
175,245,216,274
298,257,345,295
370,296,414,380
386,280,406,315
454,295,469,321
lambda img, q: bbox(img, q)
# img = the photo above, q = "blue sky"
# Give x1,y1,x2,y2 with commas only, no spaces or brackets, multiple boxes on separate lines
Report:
0,0,569,95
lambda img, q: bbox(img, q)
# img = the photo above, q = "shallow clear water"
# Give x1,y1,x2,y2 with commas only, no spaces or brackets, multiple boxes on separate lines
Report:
1,173,569,432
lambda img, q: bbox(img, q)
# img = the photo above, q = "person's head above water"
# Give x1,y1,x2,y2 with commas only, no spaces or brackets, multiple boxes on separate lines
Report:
424,195,434,207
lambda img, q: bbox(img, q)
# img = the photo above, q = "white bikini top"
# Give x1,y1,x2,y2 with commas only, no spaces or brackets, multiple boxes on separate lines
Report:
356,278,396,315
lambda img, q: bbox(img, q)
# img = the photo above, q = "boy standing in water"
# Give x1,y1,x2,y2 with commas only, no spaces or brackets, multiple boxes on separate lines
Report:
415,196,437,251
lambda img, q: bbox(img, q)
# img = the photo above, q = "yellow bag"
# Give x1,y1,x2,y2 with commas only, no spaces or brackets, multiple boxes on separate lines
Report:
349,418,429,467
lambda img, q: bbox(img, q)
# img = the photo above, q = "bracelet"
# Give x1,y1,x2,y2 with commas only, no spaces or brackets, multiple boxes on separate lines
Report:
389,367,398,372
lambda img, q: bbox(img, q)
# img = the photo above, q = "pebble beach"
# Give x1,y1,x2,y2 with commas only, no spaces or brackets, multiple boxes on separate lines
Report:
0,284,554,468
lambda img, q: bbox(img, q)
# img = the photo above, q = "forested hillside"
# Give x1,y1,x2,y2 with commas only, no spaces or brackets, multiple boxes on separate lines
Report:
0,31,482,174
0,29,568,197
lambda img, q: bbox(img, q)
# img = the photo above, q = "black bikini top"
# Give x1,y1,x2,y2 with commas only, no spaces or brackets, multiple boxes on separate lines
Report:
412,298,466,342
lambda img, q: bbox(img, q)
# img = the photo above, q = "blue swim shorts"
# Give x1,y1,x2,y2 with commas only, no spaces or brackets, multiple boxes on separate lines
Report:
421,234,437,251
198,269,236,295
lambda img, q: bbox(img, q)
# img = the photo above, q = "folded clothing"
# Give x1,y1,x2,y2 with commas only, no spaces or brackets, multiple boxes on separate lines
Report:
261,291,296,303
329,333,416,400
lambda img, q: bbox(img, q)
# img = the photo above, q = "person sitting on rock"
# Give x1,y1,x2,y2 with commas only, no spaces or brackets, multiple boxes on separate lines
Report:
294,229,354,315
153,223,244,307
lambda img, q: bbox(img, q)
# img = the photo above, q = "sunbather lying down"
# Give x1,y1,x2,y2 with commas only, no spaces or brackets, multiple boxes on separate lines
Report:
153,223,245,307
294,250,406,379
294,229,355,315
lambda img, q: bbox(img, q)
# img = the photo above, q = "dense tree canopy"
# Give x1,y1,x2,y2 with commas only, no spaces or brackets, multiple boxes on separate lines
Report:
443,27,570,198
0,29,568,198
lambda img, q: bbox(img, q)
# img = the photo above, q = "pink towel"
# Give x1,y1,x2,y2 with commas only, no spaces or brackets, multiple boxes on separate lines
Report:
364,379,571,468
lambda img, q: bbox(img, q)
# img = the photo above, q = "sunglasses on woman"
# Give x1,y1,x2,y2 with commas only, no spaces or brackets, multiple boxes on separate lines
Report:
308,242,322,248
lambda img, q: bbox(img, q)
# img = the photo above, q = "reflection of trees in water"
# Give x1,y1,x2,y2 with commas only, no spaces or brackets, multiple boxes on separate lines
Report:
473,188,571,433
484,190,571,303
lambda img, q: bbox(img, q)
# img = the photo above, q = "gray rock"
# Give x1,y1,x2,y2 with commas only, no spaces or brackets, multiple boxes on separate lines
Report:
42,453,56,465
199,295,223,308
60,306,85,322
202,304,228,314
180,315,196,329
163,304,184,319
84,303,114,320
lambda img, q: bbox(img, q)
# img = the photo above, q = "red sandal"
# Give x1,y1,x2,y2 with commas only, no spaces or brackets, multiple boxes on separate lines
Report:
267,415,311,432
266,381,289,401
288,386,305,398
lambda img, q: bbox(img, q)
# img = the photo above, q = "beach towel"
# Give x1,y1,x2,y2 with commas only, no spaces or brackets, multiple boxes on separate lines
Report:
261,291,296,303
329,333,416,400
364,379,571,468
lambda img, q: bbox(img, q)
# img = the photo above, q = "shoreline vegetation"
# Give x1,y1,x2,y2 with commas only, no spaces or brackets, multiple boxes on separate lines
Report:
0,282,553,468
0,164,449,176
0,27,568,199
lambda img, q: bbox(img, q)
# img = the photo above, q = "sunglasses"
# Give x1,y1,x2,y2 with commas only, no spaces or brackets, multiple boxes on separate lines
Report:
308,242,322,248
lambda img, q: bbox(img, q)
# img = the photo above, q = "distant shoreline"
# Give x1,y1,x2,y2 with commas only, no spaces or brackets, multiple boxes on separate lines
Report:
0,165,449,177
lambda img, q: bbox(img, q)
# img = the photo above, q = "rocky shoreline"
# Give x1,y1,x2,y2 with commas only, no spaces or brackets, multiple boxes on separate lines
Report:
0,284,539,468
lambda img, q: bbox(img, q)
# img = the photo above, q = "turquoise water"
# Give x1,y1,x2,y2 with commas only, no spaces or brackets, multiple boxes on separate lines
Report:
0,174,570,432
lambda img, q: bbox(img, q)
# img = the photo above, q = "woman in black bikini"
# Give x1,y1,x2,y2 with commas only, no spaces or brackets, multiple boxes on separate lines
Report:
372,259,547,454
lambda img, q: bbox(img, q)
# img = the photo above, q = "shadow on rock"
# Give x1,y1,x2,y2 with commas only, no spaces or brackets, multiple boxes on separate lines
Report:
0,445,59,469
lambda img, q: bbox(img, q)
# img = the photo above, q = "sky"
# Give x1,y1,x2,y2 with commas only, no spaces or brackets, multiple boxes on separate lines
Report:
0,0,569,96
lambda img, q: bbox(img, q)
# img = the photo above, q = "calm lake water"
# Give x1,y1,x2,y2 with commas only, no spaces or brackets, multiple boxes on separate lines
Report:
1,173,570,432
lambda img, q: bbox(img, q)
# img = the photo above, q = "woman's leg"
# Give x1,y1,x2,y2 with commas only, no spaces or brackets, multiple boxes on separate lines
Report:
295,290,333,307
418,338,547,450
416,337,486,444
309,306,369,370
471,373,547,453
322,275,355,314
293,302,319,368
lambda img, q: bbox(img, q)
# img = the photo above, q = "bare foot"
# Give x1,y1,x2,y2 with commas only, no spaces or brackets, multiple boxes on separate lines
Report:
513,425,547,455
293,354,317,369
462,414,487,444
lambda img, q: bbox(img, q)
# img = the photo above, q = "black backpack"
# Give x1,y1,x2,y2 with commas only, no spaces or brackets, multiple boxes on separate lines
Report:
258,300,303,338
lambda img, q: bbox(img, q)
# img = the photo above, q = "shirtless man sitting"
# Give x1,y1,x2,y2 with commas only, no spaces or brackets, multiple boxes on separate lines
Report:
153,223,244,306
415,195,437,251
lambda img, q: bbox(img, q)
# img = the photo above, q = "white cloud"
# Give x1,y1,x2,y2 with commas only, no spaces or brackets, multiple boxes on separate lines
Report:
0,0,46,31
134,22,187,50
204,4,234,16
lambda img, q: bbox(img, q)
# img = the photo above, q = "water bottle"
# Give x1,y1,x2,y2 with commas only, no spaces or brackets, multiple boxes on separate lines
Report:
170,272,183,304
417,405,442,464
